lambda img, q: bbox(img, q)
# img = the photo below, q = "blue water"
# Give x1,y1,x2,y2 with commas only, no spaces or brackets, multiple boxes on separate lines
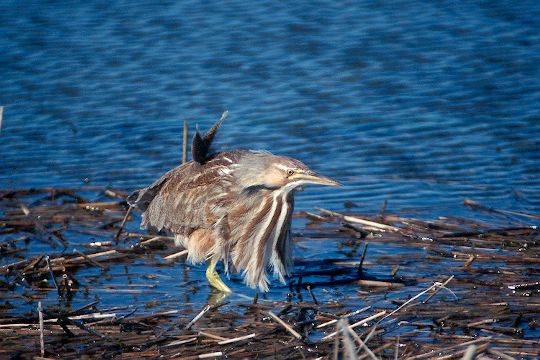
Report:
1,1,540,218
1,4,540,351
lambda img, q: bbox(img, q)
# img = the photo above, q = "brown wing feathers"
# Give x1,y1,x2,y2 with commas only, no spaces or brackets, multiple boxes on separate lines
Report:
128,112,228,211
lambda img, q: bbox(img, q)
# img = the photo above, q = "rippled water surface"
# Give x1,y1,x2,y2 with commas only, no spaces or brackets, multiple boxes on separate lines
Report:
1,0,540,218
1,3,540,350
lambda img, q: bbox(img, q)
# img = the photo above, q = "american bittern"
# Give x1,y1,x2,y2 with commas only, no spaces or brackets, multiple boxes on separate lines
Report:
129,114,339,292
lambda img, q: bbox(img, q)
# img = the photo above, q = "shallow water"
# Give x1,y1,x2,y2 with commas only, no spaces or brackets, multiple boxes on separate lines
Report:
1,1,540,348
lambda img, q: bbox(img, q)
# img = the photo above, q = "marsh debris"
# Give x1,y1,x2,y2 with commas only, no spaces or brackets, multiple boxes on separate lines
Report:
1,188,539,358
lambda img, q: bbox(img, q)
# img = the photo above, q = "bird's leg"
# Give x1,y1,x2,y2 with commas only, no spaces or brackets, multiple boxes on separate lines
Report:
205,258,232,293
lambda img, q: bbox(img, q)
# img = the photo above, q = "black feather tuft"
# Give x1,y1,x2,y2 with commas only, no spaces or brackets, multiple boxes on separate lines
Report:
191,111,228,164
191,127,206,163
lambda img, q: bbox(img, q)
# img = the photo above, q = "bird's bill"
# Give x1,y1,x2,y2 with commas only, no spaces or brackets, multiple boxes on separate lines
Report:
290,172,341,186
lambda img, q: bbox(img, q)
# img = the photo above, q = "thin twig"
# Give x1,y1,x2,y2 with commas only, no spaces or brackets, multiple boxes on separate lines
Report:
358,243,369,273
115,206,132,242
379,280,457,324
379,199,388,218
65,317,108,339
360,325,379,348
21,255,45,275
422,275,455,304
306,284,318,305
45,256,60,295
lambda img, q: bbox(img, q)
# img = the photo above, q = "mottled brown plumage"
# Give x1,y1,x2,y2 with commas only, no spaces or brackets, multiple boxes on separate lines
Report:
129,114,339,292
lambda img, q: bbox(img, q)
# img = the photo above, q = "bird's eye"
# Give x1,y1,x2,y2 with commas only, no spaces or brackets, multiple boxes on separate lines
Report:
287,169,295,176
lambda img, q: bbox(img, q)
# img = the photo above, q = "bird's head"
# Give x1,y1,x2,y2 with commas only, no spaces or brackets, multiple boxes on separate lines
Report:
235,151,340,191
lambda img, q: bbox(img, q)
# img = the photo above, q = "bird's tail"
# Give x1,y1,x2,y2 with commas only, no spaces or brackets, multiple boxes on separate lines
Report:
126,188,154,211
126,190,140,208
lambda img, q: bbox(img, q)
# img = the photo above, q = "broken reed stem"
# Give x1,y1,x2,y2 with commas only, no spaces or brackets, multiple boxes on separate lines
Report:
139,235,174,245
422,275,454,304
333,328,339,360
217,333,256,345
358,242,369,273
318,208,400,232
73,249,107,270
67,249,118,263
45,256,60,295
322,311,386,340
379,199,388,218
164,249,188,260
462,345,477,360
165,337,197,347
267,311,302,339
38,301,45,357
338,319,356,360
487,348,516,360
407,337,490,360
378,280,457,324
317,306,371,329
115,206,132,242
198,352,223,359
0,312,120,326
198,331,228,341
464,198,540,220
346,325,378,360
183,119,188,164
186,305,211,330
306,284,318,305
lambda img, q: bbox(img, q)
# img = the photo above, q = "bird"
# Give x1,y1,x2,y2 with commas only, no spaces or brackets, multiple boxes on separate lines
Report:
128,113,340,293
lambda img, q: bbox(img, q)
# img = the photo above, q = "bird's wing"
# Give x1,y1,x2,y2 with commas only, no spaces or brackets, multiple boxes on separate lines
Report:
127,164,188,212
140,158,234,235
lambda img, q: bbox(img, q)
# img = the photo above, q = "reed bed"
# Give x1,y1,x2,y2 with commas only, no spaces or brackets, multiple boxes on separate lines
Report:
0,187,538,359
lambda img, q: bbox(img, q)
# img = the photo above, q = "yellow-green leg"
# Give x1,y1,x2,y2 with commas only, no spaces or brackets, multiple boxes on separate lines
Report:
205,258,232,293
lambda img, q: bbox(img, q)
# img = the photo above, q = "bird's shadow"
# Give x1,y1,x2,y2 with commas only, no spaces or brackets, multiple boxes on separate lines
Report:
219,257,415,303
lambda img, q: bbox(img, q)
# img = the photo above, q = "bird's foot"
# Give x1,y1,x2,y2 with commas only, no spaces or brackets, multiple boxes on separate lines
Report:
205,267,232,293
